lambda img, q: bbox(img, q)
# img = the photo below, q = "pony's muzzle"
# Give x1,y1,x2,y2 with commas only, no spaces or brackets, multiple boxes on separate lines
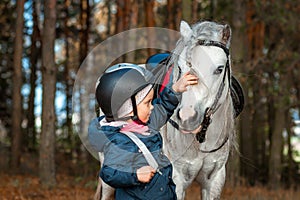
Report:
177,107,200,130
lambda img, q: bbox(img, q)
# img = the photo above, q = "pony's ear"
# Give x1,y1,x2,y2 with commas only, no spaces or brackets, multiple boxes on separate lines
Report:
180,20,193,40
222,24,231,47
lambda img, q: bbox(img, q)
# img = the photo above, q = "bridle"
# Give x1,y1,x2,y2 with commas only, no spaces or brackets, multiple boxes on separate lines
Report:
168,39,231,153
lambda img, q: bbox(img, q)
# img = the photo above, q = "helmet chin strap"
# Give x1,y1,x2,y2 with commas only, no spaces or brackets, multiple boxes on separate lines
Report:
130,96,146,125
130,95,139,121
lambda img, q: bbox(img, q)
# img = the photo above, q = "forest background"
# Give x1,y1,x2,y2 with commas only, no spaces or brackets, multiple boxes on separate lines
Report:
1,0,300,199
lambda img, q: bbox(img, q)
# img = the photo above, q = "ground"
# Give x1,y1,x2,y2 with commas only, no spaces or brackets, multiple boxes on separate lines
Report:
1,173,299,200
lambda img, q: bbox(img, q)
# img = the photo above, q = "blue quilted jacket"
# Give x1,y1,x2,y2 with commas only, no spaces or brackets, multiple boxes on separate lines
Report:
88,87,180,200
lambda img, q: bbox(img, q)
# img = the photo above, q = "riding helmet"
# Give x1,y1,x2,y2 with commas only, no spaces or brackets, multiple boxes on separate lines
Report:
95,63,153,122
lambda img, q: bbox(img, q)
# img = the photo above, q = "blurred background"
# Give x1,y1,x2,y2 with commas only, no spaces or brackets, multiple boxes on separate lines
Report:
0,0,299,199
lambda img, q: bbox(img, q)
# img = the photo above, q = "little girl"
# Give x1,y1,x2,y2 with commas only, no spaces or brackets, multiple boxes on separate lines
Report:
88,63,197,199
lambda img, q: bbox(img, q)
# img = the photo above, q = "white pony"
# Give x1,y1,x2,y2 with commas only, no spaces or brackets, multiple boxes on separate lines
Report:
94,20,242,200
160,20,237,200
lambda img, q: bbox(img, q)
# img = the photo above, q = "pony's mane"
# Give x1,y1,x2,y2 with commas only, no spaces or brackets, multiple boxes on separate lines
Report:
191,21,226,41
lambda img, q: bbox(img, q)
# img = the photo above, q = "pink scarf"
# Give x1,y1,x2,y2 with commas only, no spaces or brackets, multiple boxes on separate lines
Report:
121,121,150,135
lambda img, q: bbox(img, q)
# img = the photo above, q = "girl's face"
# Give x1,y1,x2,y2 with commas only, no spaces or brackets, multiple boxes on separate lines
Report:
136,89,154,123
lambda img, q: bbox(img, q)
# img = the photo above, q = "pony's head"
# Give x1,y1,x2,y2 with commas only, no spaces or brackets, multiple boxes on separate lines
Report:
170,20,233,133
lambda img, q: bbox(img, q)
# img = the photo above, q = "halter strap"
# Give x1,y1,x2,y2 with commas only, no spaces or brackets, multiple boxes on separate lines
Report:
197,40,230,57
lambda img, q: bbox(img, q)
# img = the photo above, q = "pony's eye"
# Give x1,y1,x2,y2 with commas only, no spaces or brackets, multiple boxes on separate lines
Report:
214,66,224,75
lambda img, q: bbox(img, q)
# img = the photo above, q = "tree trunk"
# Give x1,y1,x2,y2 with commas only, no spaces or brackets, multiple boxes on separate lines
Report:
210,0,216,19
123,0,130,30
182,0,191,22
122,0,131,61
167,0,176,49
144,0,156,56
106,0,112,36
174,0,182,30
28,0,40,150
237,0,254,184
125,0,139,63
191,0,199,22
285,110,293,187
239,0,266,185
39,0,57,188
79,0,90,64
251,67,268,184
167,0,175,30
268,106,284,190
115,0,125,62
11,0,25,171
79,0,91,176
115,0,124,34
64,0,71,139
79,82,92,176
64,0,75,160
226,0,246,187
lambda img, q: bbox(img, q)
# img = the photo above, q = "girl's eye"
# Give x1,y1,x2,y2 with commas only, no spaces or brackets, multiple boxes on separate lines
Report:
214,66,224,75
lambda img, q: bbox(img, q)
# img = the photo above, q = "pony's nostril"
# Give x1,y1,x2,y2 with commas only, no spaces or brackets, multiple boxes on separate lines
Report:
191,111,199,121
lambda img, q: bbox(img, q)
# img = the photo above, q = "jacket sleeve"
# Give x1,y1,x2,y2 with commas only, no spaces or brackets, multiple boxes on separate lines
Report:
87,117,108,152
100,137,141,187
148,87,181,130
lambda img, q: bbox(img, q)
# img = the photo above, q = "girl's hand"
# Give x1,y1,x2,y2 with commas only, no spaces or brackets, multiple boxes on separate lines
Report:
172,71,198,93
137,166,156,183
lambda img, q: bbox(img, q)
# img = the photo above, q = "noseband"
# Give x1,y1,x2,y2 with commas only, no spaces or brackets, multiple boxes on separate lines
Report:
169,40,231,153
